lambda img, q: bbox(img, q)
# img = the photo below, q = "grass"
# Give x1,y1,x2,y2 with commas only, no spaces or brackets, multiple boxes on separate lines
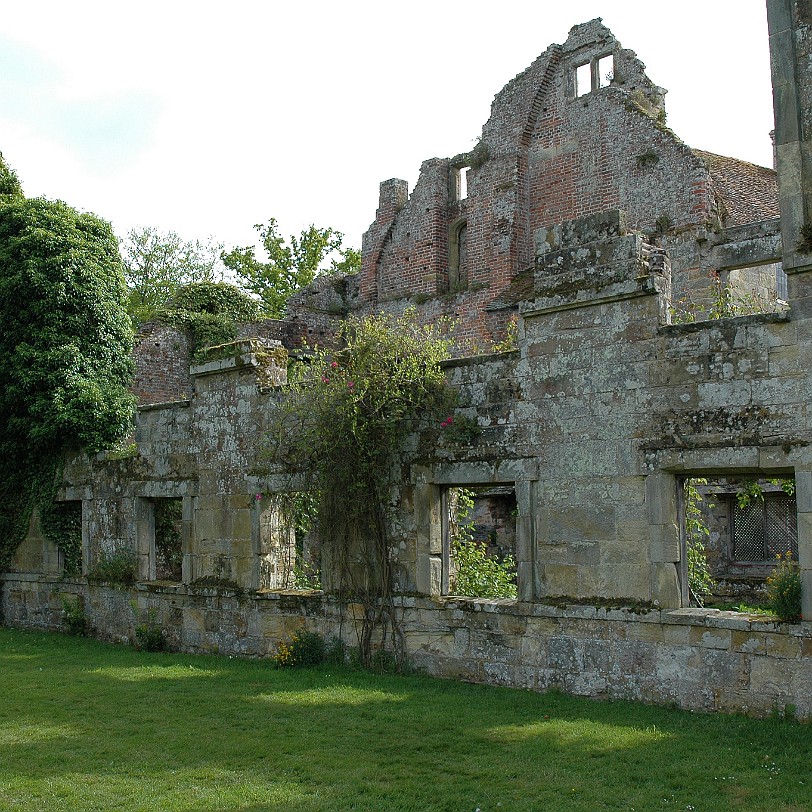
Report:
0,628,810,812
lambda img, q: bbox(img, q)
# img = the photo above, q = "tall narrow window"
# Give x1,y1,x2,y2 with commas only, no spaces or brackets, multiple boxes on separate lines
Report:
449,220,468,291
575,63,592,97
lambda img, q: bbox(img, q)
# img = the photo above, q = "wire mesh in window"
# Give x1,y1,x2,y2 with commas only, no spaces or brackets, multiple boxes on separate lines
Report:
765,496,798,558
732,501,766,560
732,495,797,562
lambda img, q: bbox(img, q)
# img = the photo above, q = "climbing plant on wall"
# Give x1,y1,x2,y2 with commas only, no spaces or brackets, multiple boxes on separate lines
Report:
0,152,135,572
266,309,454,665
155,281,260,361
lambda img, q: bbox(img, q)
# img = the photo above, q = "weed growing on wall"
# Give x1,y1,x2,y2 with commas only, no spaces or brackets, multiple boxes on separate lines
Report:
133,607,167,651
156,281,260,361
274,631,326,668
266,309,454,666
61,596,89,636
88,548,137,586
767,553,802,622
670,271,786,324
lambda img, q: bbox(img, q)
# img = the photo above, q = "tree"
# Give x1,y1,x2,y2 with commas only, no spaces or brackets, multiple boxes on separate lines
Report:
0,155,135,571
222,218,360,319
121,226,226,325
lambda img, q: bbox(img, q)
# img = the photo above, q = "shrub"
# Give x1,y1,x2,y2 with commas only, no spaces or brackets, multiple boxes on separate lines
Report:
274,631,325,668
61,596,89,636
767,553,802,622
88,547,137,586
134,613,166,652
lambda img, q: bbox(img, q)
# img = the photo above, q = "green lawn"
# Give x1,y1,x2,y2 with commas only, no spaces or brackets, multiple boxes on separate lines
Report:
0,627,809,812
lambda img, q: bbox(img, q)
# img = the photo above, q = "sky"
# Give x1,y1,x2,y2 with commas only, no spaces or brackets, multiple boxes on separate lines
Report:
0,1,775,256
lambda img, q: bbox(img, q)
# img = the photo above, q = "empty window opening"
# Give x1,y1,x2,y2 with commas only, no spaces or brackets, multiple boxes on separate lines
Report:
443,486,517,599
154,498,183,581
681,477,796,608
259,493,321,590
597,55,614,88
459,167,469,200
575,63,592,97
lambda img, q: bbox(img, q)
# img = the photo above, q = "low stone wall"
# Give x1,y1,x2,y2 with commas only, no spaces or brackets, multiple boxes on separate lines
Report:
3,574,810,719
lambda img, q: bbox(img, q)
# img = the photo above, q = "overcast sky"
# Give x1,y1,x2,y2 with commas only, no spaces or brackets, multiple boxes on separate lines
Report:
0,1,775,255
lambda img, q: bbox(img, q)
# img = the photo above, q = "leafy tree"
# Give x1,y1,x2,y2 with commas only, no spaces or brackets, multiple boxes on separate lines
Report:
0,156,135,571
121,226,225,325
222,218,360,318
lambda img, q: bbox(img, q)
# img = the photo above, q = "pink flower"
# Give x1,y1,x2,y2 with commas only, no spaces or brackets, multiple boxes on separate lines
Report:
321,376,330,383
348,381,355,388
331,361,339,368
255,494,262,501
445,416,453,425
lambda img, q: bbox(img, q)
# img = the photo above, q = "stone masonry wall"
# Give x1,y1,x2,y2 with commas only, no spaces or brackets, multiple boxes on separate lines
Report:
3,576,811,720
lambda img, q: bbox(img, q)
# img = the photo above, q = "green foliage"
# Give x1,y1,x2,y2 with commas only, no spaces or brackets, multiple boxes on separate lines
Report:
490,318,518,353
88,547,137,586
0,150,23,197
684,479,715,603
40,499,83,576
61,595,89,636
767,553,802,622
274,630,326,668
156,281,260,361
222,218,360,318
121,226,226,325
267,309,454,663
0,166,135,573
449,488,517,599
134,607,167,651
736,478,795,510
291,560,322,590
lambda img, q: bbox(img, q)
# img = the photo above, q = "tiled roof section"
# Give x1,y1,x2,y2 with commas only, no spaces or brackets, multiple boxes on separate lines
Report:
693,150,779,226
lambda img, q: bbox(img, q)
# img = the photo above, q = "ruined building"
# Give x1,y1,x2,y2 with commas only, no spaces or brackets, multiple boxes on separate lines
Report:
3,4,812,719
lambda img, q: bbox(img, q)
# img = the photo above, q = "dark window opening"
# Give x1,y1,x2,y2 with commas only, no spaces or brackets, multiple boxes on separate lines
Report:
154,498,183,581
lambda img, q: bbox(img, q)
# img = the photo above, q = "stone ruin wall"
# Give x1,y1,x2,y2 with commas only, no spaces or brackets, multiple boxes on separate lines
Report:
5,204,812,718
3,3,811,719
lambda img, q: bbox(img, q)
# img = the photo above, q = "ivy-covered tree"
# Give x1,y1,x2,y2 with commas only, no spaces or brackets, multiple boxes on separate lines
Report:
222,218,360,318
121,226,226,325
0,152,135,571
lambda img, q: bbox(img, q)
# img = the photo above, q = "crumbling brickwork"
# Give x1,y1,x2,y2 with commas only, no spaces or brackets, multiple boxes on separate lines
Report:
359,19,780,350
